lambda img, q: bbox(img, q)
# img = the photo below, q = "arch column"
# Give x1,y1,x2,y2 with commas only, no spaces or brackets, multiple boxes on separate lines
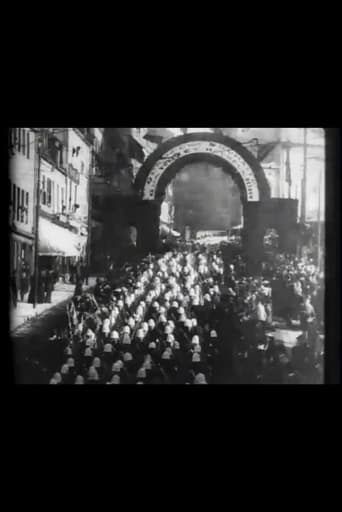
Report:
242,201,266,273
136,200,161,254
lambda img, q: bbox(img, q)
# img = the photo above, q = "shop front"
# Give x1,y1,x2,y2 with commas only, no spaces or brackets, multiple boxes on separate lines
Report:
38,217,86,282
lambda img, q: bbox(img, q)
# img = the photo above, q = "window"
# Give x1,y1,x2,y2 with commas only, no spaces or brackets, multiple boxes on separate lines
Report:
69,180,72,210
12,184,16,221
27,131,30,159
47,178,52,207
61,187,65,212
25,192,29,224
41,176,46,205
16,186,21,221
22,129,26,155
20,189,25,222
51,181,55,212
57,185,60,213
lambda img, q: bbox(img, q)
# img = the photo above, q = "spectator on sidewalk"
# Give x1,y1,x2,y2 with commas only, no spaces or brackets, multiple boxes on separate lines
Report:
19,260,30,302
10,270,18,308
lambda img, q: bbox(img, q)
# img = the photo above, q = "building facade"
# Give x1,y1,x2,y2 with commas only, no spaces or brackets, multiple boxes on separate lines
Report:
9,128,37,281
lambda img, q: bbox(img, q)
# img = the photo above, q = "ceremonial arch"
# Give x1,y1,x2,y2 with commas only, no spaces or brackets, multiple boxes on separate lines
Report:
134,132,297,263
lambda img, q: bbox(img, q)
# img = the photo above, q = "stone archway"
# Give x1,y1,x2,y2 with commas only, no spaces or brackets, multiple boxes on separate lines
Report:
134,132,273,264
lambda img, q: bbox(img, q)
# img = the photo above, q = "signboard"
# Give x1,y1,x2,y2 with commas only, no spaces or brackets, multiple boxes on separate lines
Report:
68,164,80,184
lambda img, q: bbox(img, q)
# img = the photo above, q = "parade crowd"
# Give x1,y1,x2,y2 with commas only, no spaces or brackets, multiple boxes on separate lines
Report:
37,244,324,385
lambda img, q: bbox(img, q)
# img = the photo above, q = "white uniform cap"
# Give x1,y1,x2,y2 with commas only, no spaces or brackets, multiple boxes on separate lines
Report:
148,319,155,327
110,330,119,339
164,326,172,334
210,330,218,338
166,334,175,343
123,352,133,362
104,343,113,353
194,345,201,353
67,357,75,368
148,342,157,349
122,333,131,345
75,375,84,384
112,361,121,372
61,364,69,374
88,366,99,380
194,373,207,384
136,329,144,339
123,325,130,334
192,318,198,326
192,353,201,362
162,351,171,360
93,357,101,368
137,367,147,379
53,372,62,383
111,374,120,384
84,347,93,357
192,335,200,344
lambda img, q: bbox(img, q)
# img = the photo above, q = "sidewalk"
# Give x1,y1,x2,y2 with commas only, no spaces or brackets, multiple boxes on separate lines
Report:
10,277,97,334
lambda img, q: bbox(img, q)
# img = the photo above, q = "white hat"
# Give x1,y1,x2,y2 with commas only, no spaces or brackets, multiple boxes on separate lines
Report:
192,335,200,345
122,333,131,345
136,329,145,340
178,306,185,315
64,347,72,356
53,372,62,384
111,374,120,384
148,342,157,349
164,325,172,334
61,364,69,374
142,322,148,331
67,357,75,368
123,352,133,362
166,334,175,343
185,319,193,328
93,357,101,368
112,361,121,372
194,345,201,353
172,301,178,308
168,320,175,328
148,319,155,328
192,318,198,326
84,347,93,357
88,366,99,381
110,330,119,340
159,306,166,314
162,351,171,360
153,301,160,308
210,330,218,338
179,314,187,322
137,367,146,379
75,375,84,384
143,360,152,370
192,353,200,363
104,343,113,353
49,378,58,384
194,373,207,384
159,315,167,323
123,325,130,334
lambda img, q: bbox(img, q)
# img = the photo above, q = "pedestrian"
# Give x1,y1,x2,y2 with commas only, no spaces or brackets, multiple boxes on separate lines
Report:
19,259,30,302
10,270,18,308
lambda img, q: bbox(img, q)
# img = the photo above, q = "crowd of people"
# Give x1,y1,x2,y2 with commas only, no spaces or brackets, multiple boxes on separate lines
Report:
38,244,324,385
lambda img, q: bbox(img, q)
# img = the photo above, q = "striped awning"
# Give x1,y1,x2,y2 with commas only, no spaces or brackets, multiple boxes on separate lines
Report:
39,217,83,257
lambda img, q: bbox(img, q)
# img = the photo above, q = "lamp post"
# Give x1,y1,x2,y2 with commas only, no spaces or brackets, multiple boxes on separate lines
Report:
33,132,43,308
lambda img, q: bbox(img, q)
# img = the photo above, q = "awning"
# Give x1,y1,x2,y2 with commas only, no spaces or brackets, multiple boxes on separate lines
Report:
39,218,83,257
